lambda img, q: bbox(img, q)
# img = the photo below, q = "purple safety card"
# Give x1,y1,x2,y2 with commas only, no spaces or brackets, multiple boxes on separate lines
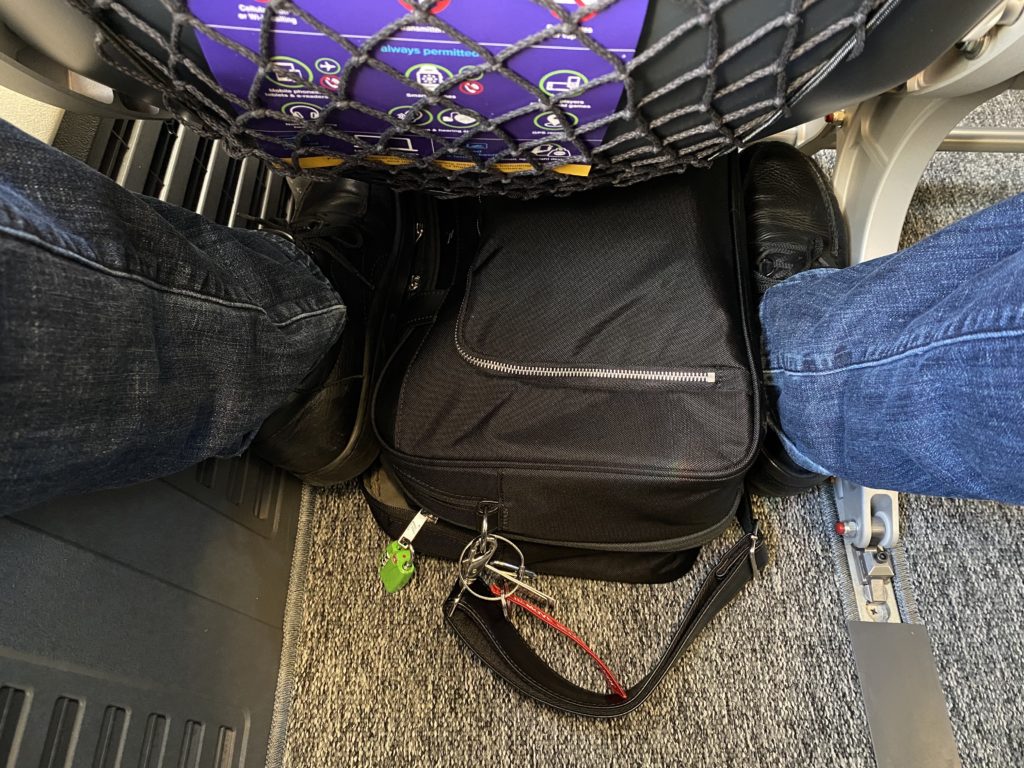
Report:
190,0,649,167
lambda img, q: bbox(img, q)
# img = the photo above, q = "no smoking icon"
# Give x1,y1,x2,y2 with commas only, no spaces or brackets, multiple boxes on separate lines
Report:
459,80,484,96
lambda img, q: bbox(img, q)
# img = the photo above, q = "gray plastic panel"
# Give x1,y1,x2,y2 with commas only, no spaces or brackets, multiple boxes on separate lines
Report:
0,453,304,768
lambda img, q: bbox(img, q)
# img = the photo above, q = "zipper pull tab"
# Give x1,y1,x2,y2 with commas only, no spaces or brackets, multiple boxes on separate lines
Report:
379,511,437,595
398,510,437,547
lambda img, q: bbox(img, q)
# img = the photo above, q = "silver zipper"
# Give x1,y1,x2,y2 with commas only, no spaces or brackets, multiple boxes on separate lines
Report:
454,332,716,384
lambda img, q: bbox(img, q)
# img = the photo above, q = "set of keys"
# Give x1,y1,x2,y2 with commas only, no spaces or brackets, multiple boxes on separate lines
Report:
378,507,556,617
378,507,623,700
449,509,556,618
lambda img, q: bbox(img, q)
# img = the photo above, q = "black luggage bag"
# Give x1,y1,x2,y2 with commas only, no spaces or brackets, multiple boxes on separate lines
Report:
365,156,769,716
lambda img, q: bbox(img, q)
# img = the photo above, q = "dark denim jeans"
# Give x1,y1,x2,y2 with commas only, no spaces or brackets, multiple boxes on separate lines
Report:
2,118,1022,512
0,121,345,513
762,192,1024,505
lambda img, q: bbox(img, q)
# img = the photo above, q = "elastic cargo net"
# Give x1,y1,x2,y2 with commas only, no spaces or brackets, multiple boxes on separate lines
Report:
68,0,881,197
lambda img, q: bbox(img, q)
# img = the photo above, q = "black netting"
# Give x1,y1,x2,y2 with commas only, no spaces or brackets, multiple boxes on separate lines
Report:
68,0,882,198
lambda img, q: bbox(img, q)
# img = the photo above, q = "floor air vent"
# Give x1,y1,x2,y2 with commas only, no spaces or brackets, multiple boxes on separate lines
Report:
0,686,29,765
39,696,81,768
87,119,291,223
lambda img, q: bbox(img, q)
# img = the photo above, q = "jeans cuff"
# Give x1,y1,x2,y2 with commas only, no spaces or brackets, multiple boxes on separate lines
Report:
776,430,833,476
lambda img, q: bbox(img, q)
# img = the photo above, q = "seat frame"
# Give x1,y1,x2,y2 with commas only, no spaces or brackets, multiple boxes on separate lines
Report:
772,0,1024,624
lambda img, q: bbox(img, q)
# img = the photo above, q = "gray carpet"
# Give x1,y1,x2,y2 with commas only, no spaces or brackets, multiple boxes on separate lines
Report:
282,91,1024,767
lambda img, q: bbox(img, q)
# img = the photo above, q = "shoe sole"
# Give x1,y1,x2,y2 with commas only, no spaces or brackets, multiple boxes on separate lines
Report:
747,451,828,497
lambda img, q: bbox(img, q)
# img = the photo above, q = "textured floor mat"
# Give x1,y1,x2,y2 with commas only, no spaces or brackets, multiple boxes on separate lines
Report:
285,486,874,767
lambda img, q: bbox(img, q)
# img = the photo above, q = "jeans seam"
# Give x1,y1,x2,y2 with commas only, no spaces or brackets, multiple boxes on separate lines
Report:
0,223,345,328
767,326,1024,377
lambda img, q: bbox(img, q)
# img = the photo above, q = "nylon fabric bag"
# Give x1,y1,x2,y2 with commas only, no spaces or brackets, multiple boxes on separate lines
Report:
366,155,768,716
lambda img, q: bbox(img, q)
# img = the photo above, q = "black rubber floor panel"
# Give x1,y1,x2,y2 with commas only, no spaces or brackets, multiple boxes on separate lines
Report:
0,454,303,768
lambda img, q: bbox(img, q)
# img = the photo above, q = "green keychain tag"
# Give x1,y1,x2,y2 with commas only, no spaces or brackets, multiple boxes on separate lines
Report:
379,540,415,594
378,511,437,594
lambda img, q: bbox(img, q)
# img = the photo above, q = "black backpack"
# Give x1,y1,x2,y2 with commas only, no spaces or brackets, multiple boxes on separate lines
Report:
364,156,768,716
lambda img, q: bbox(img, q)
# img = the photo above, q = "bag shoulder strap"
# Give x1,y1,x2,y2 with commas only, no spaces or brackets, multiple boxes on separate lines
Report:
443,503,768,718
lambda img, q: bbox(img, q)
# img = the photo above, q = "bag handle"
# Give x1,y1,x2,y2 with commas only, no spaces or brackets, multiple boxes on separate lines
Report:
443,498,767,718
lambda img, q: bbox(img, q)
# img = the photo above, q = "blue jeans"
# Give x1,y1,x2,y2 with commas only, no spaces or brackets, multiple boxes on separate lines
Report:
762,191,1024,506
1,119,1022,512
0,121,345,514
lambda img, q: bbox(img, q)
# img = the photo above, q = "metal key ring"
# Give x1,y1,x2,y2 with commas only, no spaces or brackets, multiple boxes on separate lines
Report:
457,534,525,602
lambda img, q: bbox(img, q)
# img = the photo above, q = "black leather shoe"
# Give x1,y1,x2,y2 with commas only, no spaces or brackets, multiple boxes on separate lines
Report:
252,177,408,485
741,142,847,496
741,141,847,296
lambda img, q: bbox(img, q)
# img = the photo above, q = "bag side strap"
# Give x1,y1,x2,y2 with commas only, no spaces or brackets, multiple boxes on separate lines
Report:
443,499,768,718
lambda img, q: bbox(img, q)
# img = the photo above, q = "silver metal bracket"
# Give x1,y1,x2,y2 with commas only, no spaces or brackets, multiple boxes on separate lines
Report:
832,4,1024,265
846,542,899,623
835,481,902,623
829,482,962,765
834,480,900,549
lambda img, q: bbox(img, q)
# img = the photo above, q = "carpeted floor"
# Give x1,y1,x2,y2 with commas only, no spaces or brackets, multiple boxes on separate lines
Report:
281,91,1024,767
